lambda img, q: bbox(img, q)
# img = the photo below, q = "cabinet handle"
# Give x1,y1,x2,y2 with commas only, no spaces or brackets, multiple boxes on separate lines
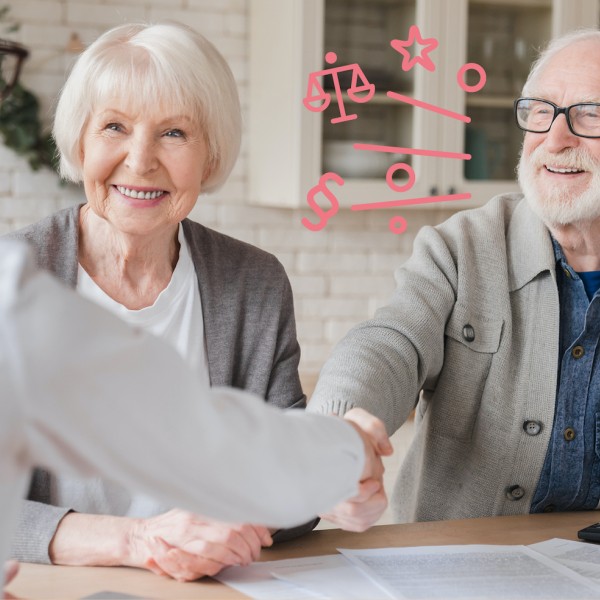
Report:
429,186,438,195
448,186,456,195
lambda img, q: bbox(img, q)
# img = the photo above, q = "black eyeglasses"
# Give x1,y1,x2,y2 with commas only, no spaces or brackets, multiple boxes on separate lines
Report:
0,38,29,101
514,97,600,139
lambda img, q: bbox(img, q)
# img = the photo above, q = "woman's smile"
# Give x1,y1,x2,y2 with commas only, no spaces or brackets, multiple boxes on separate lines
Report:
113,185,169,208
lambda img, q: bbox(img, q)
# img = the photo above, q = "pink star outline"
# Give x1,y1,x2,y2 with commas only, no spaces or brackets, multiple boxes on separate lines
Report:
391,25,438,72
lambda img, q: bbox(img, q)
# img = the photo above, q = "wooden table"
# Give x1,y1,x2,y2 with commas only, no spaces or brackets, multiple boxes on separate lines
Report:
7,511,599,599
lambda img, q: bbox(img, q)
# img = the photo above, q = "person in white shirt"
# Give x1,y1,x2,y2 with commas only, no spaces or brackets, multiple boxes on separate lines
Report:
1,239,391,589
0,39,392,590
4,20,383,580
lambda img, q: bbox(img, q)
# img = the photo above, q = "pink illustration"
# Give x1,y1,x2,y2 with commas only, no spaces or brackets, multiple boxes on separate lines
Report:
302,51,375,123
386,163,416,193
390,25,438,72
386,91,471,123
301,25,487,233
389,216,408,235
352,160,470,234
457,62,487,93
301,172,344,231
354,142,471,161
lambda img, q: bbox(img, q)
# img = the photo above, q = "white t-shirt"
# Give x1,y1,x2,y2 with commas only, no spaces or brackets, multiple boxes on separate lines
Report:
77,225,209,386
0,240,363,586
54,225,210,517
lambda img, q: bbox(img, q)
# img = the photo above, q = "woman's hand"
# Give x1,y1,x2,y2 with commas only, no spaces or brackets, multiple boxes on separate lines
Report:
3,561,19,599
128,509,273,581
49,509,272,581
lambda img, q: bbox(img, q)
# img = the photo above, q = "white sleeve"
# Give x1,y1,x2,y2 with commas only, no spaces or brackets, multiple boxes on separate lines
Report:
1,242,364,528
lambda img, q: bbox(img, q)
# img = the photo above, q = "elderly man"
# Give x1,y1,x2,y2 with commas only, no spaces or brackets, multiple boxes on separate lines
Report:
310,28,600,531
0,39,391,589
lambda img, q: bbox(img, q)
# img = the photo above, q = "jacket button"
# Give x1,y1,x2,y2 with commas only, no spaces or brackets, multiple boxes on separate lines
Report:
572,345,585,359
462,324,475,342
523,420,542,436
506,485,525,501
564,427,576,441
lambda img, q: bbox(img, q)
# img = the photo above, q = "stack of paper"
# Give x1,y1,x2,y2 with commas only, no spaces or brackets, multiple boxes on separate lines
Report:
215,539,600,599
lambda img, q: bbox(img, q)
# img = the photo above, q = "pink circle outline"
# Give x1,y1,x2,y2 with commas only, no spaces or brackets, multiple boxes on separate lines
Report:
389,216,408,235
386,162,416,193
457,63,486,93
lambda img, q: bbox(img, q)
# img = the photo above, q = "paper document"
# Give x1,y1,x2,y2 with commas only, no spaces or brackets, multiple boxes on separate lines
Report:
215,556,332,599
529,538,600,583
340,544,600,599
271,554,392,600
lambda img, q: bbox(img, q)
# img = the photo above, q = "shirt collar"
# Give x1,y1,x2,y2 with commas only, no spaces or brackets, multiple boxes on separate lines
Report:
506,196,557,292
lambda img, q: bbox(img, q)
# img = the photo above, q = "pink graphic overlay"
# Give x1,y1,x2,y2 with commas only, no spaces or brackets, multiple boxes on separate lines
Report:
389,216,408,235
300,25,488,233
352,192,471,211
302,51,374,124
457,62,486,93
301,172,344,232
354,142,471,161
390,25,438,72
386,91,471,123
386,163,416,193
354,160,470,234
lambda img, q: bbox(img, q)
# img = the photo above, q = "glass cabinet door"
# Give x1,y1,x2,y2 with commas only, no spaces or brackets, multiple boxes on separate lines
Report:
463,1,551,184
321,0,417,184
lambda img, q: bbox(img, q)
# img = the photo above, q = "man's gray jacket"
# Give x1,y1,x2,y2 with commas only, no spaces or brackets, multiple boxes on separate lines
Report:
310,194,563,523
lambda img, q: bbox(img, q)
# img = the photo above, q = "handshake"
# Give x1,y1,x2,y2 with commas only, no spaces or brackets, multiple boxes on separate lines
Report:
321,408,394,532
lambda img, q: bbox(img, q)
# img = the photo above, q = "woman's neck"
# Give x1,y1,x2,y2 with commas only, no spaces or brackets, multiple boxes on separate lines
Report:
78,204,180,309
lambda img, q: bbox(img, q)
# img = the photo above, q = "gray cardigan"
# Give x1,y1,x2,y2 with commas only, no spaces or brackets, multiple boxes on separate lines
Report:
7,204,311,562
310,194,566,523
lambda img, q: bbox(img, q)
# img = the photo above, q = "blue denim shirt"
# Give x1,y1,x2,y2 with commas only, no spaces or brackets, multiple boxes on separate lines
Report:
531,238,600,513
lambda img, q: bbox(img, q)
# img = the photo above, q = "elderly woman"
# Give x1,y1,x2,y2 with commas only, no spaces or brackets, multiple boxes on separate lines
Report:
7,22,310,581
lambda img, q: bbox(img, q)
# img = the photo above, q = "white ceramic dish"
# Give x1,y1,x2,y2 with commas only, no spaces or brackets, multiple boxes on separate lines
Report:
323,140,406,178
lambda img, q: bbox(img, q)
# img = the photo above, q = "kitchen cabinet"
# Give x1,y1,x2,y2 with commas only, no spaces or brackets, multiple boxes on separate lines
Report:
248,0,599,209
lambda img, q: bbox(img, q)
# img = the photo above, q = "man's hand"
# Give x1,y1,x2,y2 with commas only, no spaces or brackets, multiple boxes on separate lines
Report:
321,408,393,532
344,407,393,481
129,510,273,582
320,479,388,532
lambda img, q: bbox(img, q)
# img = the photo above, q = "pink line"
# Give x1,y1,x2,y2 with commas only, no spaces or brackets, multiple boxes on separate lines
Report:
352,193,471,211
387,91,471,123
354,143,470,160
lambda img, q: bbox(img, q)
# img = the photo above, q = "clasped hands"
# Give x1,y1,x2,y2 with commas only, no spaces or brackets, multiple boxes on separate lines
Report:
319,407,394,532
35,409,392,585
128,408,391,580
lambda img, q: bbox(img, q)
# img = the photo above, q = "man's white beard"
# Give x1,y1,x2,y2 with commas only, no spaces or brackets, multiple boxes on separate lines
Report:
517,146,600,226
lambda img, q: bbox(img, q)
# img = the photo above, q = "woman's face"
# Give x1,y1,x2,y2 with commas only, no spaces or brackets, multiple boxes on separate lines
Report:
80,97,210,236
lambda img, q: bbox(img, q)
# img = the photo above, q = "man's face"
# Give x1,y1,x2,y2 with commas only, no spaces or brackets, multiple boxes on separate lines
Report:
517,39,600,226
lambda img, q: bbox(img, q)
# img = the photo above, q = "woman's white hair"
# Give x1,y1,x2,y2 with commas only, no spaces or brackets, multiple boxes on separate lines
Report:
522,28,600,96
53,21,241,193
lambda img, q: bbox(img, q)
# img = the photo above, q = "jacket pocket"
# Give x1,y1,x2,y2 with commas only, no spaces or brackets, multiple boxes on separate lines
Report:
426,302,503,441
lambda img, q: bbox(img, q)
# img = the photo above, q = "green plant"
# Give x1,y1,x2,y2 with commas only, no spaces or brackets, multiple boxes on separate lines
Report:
0,82,58,171
0,5,59,173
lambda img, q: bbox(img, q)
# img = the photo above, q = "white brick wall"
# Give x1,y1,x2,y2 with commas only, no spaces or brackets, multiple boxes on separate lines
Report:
0,0,457,385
